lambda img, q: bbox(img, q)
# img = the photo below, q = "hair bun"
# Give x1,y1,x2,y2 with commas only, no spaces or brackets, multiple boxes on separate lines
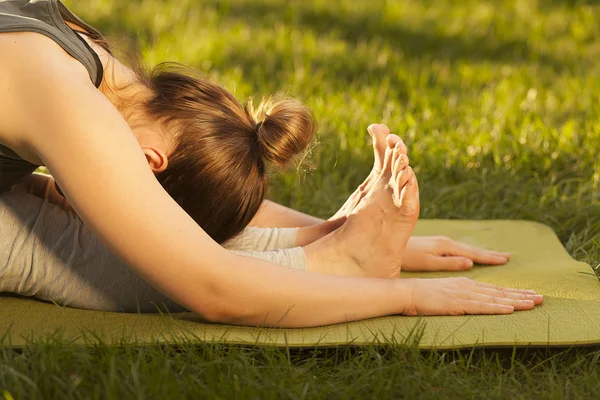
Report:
252,98,316,168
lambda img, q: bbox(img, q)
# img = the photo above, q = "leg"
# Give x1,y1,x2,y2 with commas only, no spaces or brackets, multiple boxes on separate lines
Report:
0,192,185,313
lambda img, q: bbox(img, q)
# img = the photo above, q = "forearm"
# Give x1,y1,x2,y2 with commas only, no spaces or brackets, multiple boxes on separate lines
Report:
208,253,408,327
250,200,323,228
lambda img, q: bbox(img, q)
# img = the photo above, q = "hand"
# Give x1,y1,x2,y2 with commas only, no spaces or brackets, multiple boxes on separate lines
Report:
402,236,511,272
401,277,544,315
10,173,73,211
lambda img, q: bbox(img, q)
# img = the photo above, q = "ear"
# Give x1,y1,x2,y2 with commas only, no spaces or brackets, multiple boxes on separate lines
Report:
142,146,169,173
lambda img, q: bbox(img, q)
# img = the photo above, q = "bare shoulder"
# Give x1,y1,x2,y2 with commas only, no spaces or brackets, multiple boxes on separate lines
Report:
0,31,89,73
0,31,93,159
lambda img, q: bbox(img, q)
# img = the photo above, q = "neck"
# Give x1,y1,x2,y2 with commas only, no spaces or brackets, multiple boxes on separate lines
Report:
66,22,145,111
67,24,171,151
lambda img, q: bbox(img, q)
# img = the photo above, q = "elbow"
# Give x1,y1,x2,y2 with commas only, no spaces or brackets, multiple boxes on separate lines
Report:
186,284,254,325
181,255,272,326
196,295,289,327
196,302,239,324
195,302,259,326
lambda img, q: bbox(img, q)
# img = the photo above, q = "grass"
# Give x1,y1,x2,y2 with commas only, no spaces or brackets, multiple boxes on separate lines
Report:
2,0,600,397
4,340,600,399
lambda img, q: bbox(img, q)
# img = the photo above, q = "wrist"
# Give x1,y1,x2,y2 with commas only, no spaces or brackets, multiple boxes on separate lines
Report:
392,278,417,315
294,217,347,247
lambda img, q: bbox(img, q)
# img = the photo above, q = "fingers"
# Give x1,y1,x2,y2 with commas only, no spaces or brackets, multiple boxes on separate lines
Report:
408,278,543,316
474,281,540,295
473,286,544,305
425,256,474,271
439,238,511,265
459,300,515,315
463,292,537,310
428,252,507,271
455,278,544,313
456,283,543,315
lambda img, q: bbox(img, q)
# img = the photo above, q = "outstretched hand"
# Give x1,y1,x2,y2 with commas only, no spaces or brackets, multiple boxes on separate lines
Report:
403,236,511,272
401,277,543,315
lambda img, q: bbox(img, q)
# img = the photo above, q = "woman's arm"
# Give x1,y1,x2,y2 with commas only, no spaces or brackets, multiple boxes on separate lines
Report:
250,200,324,227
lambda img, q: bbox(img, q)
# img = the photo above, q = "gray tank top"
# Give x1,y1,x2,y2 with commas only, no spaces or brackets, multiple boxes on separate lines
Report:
0,0,105,192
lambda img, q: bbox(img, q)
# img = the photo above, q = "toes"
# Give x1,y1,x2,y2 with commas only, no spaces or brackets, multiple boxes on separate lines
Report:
392,148,409,179
397,168,420,217
379,143,395,180
368,124,390,137
368,124,390,172
386,134,407,154
395,165,414,193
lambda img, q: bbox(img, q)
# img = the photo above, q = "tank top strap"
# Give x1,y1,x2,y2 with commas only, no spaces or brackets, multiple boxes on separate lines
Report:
0,0,104,87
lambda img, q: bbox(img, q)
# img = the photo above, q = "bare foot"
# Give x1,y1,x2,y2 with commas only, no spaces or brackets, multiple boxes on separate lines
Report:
330,124,407,220
305,137,420,278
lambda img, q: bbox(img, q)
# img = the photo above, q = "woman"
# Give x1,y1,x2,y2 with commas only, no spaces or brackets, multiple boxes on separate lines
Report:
1,125,516,313
0,0,542,326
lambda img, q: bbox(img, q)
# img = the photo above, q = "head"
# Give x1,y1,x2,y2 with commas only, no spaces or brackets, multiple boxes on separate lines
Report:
123,64,316,243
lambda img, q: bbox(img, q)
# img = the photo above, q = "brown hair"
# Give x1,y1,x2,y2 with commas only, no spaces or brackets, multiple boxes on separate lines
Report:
83,22,316,243
132,64,316,243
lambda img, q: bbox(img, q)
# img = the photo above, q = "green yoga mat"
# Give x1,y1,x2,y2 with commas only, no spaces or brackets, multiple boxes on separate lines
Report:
0,220,598,349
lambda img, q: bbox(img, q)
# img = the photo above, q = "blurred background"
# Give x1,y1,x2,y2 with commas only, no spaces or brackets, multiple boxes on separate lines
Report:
64,0,600,269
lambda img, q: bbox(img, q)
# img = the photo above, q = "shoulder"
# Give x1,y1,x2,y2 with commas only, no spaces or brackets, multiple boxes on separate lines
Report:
0,31,97,157
0,31,91,85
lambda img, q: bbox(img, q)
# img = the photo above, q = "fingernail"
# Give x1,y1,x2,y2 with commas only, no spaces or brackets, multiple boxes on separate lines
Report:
463,259,474,268
525,290,537,294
